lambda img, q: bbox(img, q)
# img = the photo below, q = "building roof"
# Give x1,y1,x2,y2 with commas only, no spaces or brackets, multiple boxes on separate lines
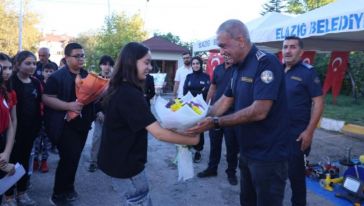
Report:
41,34,72,43
142,36,188,53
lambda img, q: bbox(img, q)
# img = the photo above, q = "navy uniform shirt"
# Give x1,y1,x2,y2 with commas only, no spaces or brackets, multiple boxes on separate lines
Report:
212,63,234,114
183,70,210,100
225,45,289,161
285,61,322,154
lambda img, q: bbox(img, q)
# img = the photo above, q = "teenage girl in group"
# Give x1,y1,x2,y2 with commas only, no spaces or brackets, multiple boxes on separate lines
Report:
3,51,42,206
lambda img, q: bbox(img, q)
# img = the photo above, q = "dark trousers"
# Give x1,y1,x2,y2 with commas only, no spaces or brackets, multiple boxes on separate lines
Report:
53,123,88,195
288,153,306,206
193,132,204,152
239,156,288,206
207,127,239,176
5,127,38,196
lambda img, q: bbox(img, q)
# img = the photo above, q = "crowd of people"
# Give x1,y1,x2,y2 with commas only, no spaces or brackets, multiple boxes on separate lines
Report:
0,19,324,206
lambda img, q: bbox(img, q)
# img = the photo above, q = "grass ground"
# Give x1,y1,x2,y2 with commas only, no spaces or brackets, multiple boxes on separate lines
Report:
323,94,364,126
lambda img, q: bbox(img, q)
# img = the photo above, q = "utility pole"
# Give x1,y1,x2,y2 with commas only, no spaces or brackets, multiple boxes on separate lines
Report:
18,0,23,51
107,0,111,18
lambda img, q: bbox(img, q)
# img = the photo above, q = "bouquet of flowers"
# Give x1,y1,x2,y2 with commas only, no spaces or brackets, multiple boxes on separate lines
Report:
154,92,209,181
66,72,109,121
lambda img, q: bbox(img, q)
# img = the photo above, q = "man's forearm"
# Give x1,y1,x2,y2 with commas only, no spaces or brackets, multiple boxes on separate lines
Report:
219,100,273,127
208,95,232,116
206,84,216,104
172,81,179,97
306,96,324,133
42,94,69,111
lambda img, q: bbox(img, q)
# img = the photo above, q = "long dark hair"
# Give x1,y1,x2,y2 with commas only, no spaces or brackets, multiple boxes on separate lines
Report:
13,50,36,72
103,42,149,107
0,52,13,100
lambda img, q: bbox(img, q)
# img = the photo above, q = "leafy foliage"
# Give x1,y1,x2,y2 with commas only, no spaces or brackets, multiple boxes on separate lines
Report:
286,0,334,14
261,0,287,15
0,0,40,55
73,12,147,71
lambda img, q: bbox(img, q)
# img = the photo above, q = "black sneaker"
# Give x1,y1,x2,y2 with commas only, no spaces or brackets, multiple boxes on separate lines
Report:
197,169,218,178
49,194,74,206
227,174,238,185
193,152,201,163
65,191,79,202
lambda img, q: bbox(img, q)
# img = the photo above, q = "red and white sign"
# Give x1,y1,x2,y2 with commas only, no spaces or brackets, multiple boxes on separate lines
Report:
206,52,224,80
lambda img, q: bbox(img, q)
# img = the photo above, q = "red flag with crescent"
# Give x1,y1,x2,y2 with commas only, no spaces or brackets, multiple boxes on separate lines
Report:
323,51,349,103
206,51,224,80
277,51,283,63
301,51,316,65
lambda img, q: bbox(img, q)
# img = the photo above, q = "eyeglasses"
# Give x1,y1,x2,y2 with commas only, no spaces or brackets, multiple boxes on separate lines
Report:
70,54,86,60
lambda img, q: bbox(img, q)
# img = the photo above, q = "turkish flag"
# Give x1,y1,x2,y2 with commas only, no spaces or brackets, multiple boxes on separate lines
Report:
206,51,224,80
323,51,350,103
301,51,316,65
277,51,283,63
277,51,316,64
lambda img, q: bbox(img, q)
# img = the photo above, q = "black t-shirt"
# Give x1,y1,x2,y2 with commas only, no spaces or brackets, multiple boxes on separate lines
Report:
44,68,94,132
20,83,38,122
98,82,156,178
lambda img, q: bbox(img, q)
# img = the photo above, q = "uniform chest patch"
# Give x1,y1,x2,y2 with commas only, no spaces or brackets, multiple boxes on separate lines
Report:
291,76,302,81
241,76,253,83
200,81,205,85
260,70,274,84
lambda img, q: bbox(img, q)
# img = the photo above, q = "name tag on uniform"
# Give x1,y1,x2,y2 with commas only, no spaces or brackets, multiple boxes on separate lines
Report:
200,81,205,85
241,76,253,83
291,76,302,81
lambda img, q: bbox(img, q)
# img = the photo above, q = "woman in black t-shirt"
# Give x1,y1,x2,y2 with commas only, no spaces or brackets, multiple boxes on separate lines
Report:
4,51,42,206
98,42,198,206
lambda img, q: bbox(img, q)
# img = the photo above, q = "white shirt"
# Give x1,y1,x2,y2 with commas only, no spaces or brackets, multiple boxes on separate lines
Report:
174,65,192,98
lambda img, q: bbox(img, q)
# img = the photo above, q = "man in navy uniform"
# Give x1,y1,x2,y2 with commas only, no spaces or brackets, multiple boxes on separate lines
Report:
189,19,289,206
197,55,239,185
282,36,324,206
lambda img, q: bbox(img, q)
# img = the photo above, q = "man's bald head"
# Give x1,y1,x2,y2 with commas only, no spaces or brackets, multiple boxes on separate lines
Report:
217,19,251,45
38,47,50,63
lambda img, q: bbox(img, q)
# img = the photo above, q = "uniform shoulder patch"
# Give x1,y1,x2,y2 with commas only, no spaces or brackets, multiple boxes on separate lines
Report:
302,62,313,69
256,50,266,61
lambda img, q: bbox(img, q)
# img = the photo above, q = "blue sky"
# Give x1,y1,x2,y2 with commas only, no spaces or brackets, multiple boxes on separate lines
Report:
29,0,266,42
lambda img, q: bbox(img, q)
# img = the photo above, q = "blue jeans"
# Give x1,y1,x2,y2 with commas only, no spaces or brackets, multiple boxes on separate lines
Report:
111,170,152,206
239,156,288,206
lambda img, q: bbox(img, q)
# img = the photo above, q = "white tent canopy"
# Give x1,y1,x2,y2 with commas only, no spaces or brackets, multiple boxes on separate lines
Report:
192,12,293,53
252,0,364,51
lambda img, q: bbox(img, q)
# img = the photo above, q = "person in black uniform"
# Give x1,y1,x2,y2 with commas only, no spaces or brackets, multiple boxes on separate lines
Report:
183,56,210,163
282,36,324,206
43,43,95,205
97,42,199,206
189,19,290,206
197,55,239,185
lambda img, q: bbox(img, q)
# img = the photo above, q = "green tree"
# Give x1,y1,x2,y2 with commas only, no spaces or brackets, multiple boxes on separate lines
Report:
0,0,40,55
74,12,148,72
261,0,286,15
72,32,99,71
96,12,148,60
286,0,334,14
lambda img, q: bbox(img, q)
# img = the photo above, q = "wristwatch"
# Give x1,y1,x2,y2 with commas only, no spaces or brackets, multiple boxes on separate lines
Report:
212,116,220,129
